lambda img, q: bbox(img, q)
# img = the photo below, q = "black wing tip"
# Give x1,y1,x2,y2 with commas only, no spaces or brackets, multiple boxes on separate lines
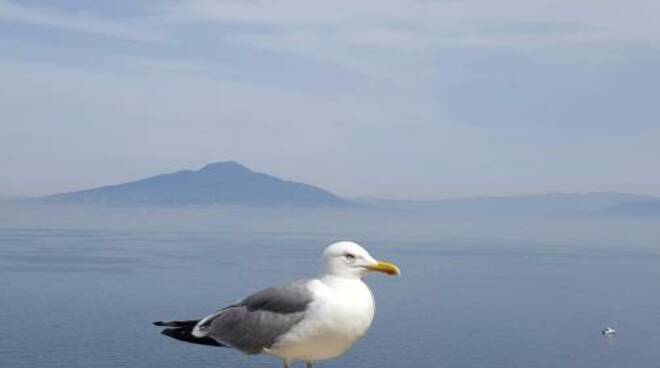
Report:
160,328,178,337
159,326,226,347
152,319,199,327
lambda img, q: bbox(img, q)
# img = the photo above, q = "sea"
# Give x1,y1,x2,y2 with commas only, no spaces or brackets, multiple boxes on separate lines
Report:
1,204,660,367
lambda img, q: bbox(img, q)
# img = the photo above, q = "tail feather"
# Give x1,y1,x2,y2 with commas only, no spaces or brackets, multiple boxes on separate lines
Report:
153,319,225,348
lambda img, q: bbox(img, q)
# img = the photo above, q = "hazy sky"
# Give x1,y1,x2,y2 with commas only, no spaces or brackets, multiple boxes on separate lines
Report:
1,0,659,199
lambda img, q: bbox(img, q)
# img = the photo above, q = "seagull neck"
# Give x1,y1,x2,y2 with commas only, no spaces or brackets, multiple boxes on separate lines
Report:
320,273,364,285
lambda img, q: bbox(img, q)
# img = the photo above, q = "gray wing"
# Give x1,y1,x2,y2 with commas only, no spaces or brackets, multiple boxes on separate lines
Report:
192,280,314,354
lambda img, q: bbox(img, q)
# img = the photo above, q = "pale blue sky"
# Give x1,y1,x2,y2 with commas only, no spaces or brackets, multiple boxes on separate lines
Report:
1,0,659,199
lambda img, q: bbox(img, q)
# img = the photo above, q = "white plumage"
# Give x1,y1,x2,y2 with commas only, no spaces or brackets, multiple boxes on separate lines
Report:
266,274,376,362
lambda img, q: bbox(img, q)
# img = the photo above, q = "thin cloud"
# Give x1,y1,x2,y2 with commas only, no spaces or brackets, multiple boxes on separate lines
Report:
171,0,660,47
0,0,163,42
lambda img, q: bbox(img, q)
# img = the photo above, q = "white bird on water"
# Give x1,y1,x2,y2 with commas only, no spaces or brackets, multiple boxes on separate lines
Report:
602,327,616,336
154,241,401,368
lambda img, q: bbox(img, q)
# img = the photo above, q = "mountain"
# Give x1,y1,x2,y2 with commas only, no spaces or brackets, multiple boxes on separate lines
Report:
40,161,347,207
358,192,660,216
603,200,660,217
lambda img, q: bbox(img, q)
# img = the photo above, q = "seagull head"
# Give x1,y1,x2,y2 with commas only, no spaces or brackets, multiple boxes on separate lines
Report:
322,241,400,279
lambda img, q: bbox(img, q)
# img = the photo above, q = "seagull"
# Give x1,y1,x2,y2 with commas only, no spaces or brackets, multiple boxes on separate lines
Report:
154,241,400,368
602,327,616,336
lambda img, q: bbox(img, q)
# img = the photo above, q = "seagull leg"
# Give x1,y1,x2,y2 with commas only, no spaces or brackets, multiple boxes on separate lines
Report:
305,362,313,368
282,360,289,368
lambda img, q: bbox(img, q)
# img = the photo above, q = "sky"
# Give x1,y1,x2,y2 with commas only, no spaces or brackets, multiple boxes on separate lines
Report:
1,0,659,200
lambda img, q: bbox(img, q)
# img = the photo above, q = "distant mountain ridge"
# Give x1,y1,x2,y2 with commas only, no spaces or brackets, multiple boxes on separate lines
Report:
31,164,660,215
40,161,347,207
604,199,660,217
358,192,660,216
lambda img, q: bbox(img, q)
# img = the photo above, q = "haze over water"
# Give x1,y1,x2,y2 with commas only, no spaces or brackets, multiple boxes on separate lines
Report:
1,204,660,368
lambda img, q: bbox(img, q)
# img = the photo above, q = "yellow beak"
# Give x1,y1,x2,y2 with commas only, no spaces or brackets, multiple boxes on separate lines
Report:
365,261,401,276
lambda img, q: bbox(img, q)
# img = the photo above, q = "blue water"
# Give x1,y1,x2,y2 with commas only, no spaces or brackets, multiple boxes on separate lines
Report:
2,210,660,367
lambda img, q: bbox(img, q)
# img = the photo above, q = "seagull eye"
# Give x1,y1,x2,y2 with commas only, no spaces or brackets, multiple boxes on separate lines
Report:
344,253,356,262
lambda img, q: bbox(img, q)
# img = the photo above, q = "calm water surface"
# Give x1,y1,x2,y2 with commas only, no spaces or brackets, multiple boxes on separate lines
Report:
1,219,660,367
